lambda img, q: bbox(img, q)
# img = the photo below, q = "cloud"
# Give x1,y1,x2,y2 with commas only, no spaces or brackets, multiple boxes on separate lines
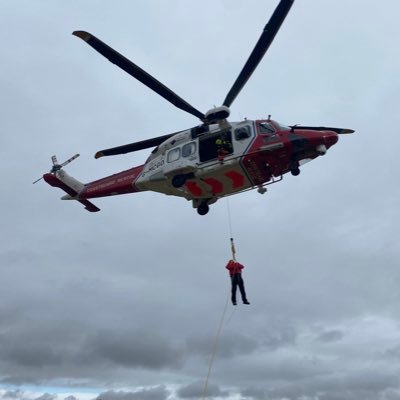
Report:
177,381,229,399
242,369,400,400
1,391,24,400
96,387,169,400
1,0,400,398
315,329,344,343
187,331,258,359
0,334,62,368
34,395,57,400
262,325,297,350
83,329,183,370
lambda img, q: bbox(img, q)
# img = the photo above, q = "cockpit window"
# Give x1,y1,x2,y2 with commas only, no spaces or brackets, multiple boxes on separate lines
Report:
235,126,251,140
182,142,196,157
277,122,290,131
167,147,180,163
259,122,275,134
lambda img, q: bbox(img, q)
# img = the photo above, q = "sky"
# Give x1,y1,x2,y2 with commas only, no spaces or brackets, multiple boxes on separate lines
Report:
1,0,400,399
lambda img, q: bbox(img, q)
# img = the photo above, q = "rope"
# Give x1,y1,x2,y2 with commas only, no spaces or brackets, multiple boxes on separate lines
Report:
224,304,237,327
201,198,238,399
201,292,230,400
226,197,234,239
226,198,237,262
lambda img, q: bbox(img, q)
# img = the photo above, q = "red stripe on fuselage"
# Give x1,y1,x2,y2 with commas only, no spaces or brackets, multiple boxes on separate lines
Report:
202,178,223,195
224,171,245,188
185,181,203,197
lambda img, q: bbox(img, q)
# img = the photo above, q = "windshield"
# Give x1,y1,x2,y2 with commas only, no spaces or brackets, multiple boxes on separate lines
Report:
259,122,275,134
277,122,290,131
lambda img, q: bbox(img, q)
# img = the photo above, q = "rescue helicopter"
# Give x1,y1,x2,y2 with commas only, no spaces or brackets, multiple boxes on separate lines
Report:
35,0,354,215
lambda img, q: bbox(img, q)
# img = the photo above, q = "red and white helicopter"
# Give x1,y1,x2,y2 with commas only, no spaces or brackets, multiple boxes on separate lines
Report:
35,0,353,215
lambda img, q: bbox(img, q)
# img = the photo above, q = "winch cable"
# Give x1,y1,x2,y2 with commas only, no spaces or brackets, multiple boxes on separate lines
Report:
226,197,234,250
201,199,237,399
226,198,237,326
201,291,230,400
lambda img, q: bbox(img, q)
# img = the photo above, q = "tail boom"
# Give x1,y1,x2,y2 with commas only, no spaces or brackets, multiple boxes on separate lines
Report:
79,165,144,199
44,164,144,212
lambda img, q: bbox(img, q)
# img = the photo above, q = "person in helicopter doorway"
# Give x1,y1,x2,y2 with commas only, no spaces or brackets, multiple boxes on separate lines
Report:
215,132,233,162
226,259,250,306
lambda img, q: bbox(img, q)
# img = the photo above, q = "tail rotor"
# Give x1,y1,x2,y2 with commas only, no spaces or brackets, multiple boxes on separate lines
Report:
33,154,80,184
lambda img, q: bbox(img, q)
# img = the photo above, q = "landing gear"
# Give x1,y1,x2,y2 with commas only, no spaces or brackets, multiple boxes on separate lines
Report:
197,202,209,216
289,160,301,176
287,159,301,177
257,185,267,194
193,198,216,216
291,167,300,176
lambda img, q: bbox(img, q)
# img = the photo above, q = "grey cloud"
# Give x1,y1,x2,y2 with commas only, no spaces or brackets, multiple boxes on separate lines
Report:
384,344,400,359
240,386,266,399
315,329,344,343
34,395,57,400
382,389,400,400
0,336,62,368
84,330,183,369
177,381,229,399
1,391,24,399
264,369,400,400
262,325,297,349
0,376,43,385
187,331,258,359
95,387,169,400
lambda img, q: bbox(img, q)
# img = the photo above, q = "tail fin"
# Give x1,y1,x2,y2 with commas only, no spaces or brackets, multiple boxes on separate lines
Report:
44,171,100,212
37,154,100,212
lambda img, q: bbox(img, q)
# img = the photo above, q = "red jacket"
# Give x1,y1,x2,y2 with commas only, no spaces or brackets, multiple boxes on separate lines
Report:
226,260,244,276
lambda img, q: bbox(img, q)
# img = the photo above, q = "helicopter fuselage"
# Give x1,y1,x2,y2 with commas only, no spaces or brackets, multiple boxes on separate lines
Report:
59,118,338,214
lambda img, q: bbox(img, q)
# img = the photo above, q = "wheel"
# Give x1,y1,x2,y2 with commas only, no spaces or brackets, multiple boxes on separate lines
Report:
172,174,186,188
291,167,300,176
197,203,209,215
257,186,267,194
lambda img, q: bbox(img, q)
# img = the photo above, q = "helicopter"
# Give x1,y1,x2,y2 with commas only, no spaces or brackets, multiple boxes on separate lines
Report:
36,0,354,216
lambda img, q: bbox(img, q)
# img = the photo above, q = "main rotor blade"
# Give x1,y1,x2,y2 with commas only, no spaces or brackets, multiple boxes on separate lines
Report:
73,31,205,121
94,132,178,159
223,0,294,108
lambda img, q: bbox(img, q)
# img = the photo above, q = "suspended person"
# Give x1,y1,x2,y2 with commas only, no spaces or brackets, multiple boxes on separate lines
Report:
226,259,250,306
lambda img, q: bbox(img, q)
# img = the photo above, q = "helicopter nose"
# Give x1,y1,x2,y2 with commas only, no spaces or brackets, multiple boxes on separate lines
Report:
324,132,339,147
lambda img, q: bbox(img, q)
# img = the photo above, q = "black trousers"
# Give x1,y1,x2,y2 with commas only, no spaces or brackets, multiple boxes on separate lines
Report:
231,273,247,303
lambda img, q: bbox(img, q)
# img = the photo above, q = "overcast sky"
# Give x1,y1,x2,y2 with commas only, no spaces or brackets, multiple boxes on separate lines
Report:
1,0,400,399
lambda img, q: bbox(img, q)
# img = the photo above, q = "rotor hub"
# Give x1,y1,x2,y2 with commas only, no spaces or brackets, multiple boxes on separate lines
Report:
204,106,230,124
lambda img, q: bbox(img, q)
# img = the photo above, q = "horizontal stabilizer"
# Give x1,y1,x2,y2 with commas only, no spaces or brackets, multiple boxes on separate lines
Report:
80,199,101,212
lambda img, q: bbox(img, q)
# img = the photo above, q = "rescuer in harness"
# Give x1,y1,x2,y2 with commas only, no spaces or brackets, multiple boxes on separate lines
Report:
216,133,233,162
226,259,250,306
